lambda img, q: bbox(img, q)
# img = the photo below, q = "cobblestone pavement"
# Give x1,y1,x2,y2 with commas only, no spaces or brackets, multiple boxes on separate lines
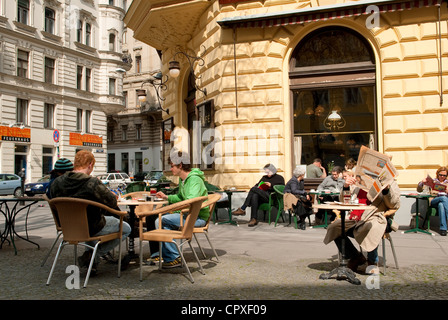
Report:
1,204,448,300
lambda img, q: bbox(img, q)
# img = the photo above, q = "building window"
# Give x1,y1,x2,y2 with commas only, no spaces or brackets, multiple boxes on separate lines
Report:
289,27,376,170
121,125,127,141
85,68,91,92
16,98,28,125
44,103,55,129
44,7,55,34
109,33,115,52
17,50,29,78
109,0,114,6
44,57,55,84
109,78,116,95
84,110,91,133
85,23,91,46
107,127,114,142
76,65,83,89
123,91,127,108
135,152,142,174
17,0,29,25
135,124,142,140
135,55,142,73
77,20,83,43
76,108,83,131
42,147,54,175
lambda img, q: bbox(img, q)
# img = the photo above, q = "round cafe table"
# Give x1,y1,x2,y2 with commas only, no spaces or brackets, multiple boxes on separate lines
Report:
117,198,167,258
313,202,376,285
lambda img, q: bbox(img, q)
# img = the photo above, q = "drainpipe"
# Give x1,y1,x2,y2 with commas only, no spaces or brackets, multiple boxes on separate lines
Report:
438,2,443,106
233,26,239,118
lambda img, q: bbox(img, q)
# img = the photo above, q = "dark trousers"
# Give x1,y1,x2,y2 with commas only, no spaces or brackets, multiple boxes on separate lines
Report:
145,215,159,255
334,227,359,260
243,187,270,220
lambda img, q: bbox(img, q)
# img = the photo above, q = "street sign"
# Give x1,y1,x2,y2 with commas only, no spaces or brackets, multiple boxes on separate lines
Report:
53,129,60,143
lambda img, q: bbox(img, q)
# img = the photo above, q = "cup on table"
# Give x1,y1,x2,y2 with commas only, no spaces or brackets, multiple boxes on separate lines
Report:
150,188,157,196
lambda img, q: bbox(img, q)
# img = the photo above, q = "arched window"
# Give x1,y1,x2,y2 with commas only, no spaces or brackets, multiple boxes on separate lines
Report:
289,27,376,171
109,33,116,52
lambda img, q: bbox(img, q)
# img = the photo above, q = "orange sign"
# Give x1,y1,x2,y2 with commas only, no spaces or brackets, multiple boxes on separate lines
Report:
69,132,102,147
0,126,31,142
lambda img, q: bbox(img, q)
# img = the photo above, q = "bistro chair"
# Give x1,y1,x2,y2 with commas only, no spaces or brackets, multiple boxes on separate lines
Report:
258,192,279,224
380,232,399,275
273,185,287,227
136,196,208,283
180,193,222,263
46,197,128,288
40,194,63,267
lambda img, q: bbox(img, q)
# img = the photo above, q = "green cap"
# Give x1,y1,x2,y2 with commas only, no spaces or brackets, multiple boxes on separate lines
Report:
54,158,74,171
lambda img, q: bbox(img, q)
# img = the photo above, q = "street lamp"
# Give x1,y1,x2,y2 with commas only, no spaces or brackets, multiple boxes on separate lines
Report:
168,46,207,96
137,71,169,114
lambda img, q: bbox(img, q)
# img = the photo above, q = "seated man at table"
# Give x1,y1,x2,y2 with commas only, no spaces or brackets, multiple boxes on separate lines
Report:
50,150,131,274
306,158,327,178
315,166,345,223
323,176,400,272
150,152,209,269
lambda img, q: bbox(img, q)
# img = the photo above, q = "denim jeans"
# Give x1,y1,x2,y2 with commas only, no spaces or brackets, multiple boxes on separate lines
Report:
153,213,206,262
86,216,131,259
430,196,448,231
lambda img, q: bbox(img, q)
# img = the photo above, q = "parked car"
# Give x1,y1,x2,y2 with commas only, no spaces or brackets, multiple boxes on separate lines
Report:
143,170,163,185
97,172,132,189
25,175,51,197
0,173,23,197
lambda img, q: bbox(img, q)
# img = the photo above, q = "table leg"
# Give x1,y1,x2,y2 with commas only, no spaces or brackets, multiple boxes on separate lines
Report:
217,192,238,226
127,205,139,259
319,209,361,285
10,201,41,253
404,198,433,235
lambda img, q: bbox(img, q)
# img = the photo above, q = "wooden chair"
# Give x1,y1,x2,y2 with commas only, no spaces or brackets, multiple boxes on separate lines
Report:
46,197,128,288
40,194,63,267
181,193,222,263
123,191,151,200
136,196,208,283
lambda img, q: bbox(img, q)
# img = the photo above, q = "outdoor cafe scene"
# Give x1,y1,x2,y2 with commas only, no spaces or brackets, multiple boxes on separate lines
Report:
2,0,448,305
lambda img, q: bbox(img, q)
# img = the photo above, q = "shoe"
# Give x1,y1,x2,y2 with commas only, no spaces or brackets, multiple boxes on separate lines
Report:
78,250,93,268
120,254,131,271
299,221,307,230
162,257,182,269
347,253,367,272
145,256,163,266
232,208,246,216
440,230,447,236
248,218,258,227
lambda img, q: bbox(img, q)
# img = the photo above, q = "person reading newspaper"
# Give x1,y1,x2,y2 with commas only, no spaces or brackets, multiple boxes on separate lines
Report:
323,147,400,272
417,166,448,236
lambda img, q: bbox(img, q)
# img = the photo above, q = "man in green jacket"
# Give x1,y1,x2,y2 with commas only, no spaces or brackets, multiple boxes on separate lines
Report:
152,153,209,268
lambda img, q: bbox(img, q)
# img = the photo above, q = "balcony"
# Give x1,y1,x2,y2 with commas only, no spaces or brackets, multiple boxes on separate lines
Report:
124,0,212,50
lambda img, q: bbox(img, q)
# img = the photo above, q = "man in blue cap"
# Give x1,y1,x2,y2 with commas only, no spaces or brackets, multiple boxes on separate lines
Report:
46,158,74,198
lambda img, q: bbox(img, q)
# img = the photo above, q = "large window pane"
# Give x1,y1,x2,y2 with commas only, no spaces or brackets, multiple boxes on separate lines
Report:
16,98,28,125
45,7,55,34
17,50,28,78
45,57,55,84
18,0,29,25
293,86,375,169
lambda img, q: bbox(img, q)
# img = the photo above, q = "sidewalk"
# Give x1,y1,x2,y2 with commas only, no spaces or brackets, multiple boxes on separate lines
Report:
1,204,448,300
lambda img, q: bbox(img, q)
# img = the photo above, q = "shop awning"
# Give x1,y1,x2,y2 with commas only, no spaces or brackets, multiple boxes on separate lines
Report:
217,0,444,29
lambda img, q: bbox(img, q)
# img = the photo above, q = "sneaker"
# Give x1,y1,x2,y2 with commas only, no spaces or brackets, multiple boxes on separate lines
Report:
120,254,131,271
145,256,164,266
440,230,447,236
232,208,246,216
162,257,182,269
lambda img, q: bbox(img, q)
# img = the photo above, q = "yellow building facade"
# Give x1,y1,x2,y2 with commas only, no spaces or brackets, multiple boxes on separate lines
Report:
125,0,448,190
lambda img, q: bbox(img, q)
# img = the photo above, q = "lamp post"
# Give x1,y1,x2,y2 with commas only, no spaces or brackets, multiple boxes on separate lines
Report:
168,46,207,97
137,72,169,114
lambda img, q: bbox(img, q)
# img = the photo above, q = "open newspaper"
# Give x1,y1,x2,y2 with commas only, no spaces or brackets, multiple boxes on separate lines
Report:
354,146,398,201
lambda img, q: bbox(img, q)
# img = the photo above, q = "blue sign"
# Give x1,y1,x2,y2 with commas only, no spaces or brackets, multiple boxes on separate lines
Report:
53,129,60,143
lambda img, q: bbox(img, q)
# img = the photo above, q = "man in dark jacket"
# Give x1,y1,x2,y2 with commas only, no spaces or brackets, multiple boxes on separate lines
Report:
232,164,285,227
50,150,131,273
